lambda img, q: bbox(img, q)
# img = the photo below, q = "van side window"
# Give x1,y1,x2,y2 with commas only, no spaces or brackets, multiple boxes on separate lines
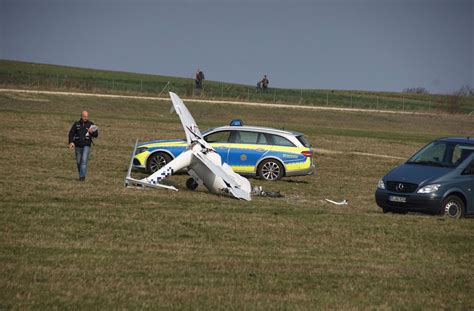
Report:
451,144,474,165
204,131,230,143
271,135,295,147
463,160,474,175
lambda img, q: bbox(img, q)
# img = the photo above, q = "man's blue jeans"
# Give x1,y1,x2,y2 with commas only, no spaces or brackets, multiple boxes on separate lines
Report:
75,146,91,179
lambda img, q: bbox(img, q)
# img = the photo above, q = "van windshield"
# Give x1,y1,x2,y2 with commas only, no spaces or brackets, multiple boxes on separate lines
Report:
407,141,474,168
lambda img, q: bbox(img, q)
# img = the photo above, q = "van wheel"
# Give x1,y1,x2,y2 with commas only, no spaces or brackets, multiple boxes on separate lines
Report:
146,152,171,173
258,159,284,181
186,178,198,191
443,195,465,219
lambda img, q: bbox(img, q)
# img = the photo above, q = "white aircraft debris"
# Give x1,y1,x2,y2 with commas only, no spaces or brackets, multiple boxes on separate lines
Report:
325,199,348,205
125,92,252,201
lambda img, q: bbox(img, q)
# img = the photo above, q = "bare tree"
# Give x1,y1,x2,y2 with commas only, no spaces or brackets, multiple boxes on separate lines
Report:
402,87,429,94
456,85,474,96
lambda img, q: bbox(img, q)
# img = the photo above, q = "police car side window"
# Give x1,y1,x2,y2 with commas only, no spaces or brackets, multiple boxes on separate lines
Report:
204,131,230,143
234,131,259,144
257,133,269,145
271,135,295,147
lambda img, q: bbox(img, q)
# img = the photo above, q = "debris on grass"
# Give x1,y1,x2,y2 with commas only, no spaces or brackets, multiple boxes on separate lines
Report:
252,186,283,198
325,199,348,205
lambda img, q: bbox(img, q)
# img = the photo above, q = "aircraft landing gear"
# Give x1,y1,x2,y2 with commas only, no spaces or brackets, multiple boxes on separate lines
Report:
186,178,198,191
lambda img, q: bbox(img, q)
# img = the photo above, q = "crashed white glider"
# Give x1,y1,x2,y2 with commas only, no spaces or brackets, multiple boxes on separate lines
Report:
125,92,252,201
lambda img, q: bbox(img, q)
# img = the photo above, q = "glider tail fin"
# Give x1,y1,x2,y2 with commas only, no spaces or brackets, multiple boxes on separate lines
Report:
169,92,202,144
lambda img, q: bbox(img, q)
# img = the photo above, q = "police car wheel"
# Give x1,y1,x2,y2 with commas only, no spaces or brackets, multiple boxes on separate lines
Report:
443,195,465,219
146,152,171,173
258,159,284,181
186,178,198,191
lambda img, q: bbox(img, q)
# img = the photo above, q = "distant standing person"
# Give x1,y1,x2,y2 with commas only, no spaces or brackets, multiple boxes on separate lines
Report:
195,68,205,89
256,75,269,92
68,111,99,181
261,75,269,90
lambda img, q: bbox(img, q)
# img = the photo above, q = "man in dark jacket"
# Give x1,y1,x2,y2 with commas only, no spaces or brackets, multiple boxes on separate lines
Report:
68,111,98,181
195,68,205,89
261,75,269,90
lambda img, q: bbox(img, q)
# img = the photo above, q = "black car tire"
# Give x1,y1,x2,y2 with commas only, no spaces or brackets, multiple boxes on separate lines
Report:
443,195,465,219
186,178,198,191
258,159,284,181
146,152,172,173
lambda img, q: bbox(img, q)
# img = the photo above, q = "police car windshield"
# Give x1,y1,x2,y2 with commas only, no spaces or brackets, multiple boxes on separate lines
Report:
407,141,474,168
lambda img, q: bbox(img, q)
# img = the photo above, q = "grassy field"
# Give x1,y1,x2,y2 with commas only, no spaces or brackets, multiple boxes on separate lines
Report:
0,90,473,309
2,59,474,113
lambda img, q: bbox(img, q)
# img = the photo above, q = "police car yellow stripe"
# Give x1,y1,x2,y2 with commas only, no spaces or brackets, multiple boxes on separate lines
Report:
225,143,307,153
142,141,308,153
144,142,187,148
285,157,312,171
134,151,150,166
231,165,255,173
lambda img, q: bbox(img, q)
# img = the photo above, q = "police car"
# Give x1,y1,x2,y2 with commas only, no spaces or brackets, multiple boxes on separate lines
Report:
133,120,314,181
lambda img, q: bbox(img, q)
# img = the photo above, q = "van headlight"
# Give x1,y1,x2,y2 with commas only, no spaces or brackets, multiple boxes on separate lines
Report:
417,184,441,194
377,179,385,190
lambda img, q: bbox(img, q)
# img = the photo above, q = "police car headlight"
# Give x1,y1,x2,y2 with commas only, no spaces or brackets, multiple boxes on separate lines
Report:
417,184,441,194
377,179,385,190
135,147,148,155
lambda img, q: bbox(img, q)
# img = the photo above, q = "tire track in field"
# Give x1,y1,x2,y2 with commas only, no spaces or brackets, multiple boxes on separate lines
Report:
0,88,433,116
317,148,405,160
